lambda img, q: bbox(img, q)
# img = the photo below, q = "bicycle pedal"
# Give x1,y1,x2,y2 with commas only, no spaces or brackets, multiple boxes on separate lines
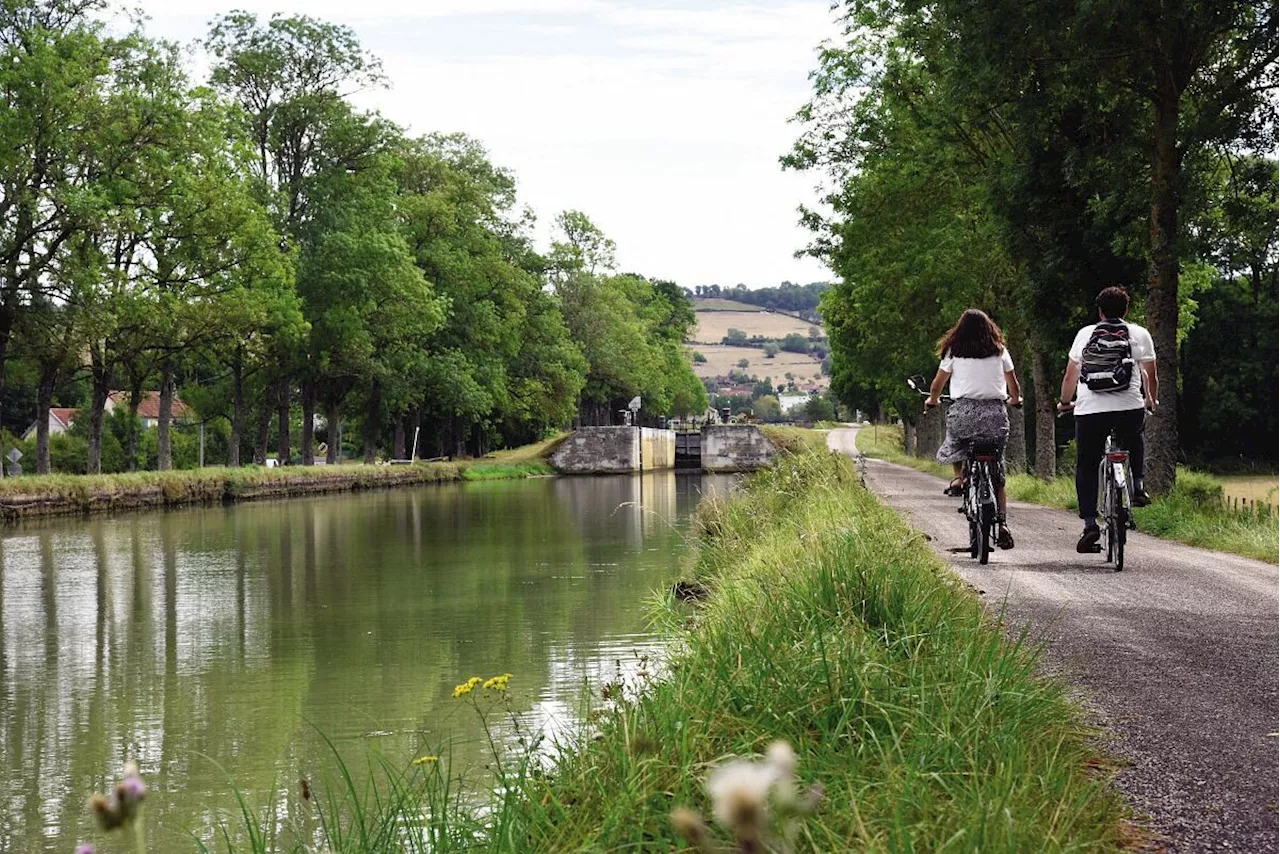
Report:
1127,520,1137,530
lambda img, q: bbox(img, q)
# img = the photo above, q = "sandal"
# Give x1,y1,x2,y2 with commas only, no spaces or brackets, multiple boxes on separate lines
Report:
943,478,965,497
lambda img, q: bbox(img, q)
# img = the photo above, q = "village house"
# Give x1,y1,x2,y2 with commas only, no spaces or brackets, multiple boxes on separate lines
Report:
22,392,191,441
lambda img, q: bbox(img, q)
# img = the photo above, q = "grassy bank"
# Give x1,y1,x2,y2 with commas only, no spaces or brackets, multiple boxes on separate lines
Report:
859,424,1277,563
500,446,1129,849
0,439,560,521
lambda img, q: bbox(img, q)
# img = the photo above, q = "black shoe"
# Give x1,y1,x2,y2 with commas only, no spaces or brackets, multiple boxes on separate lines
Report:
943,479,964,497
996,523,1014,550
1076,524,1100,553
1132,489,1152,507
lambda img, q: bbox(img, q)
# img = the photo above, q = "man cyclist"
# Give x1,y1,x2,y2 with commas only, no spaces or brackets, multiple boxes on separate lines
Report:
1057,286,1158,553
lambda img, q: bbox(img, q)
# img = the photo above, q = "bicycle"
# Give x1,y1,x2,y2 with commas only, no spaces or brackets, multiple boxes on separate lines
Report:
906,376,1007,565
1057,402,1146,572
1097,430,1136,571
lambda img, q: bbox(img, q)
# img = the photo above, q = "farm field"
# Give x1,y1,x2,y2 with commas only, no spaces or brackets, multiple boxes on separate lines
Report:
690,307,815,344
690,297,761,311
689,344,827,385
1219,474,1278,504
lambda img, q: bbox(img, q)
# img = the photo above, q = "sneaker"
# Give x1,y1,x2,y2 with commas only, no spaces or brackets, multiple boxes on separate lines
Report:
996,523,1015,550
1132,489,1152,507
943,478,964,497
1076,524,1101,553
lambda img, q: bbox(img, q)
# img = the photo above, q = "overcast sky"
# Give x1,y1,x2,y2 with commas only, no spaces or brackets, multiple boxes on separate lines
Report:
133,0,839,289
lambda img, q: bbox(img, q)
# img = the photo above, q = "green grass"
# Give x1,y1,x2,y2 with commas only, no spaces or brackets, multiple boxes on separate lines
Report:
0,438,567,519
859,423,1278,563
760,424,831,454
502,448,1129,850
184,443,1130,853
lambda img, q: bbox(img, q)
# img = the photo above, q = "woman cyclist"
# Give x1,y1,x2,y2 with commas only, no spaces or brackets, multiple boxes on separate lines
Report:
924,309,1022,550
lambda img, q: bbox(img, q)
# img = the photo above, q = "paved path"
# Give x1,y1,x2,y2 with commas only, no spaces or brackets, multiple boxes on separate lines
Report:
827,428,1278,852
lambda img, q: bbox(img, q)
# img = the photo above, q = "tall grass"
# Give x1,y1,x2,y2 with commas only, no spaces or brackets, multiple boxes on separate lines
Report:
501,450,1129,850
859,423,1278,563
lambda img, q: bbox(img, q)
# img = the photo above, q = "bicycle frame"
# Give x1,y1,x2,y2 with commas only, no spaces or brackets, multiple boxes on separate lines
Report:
1097,432,1134,570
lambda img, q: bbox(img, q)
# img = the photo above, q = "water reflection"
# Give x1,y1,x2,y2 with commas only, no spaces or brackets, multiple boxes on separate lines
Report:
0,471,735,851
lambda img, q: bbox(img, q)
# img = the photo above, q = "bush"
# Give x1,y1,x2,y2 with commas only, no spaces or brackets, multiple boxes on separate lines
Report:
1172,469,1224,507
780,333,809,354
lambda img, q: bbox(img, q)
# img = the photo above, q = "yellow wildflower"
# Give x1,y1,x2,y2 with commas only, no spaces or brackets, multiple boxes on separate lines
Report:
411,755,439,766
453,676,482,698
482,673,513,692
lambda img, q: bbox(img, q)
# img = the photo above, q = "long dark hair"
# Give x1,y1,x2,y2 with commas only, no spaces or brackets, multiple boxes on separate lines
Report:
936,309,1005,359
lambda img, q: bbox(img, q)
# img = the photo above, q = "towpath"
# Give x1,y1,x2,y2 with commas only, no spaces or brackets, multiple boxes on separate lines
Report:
826,427,1278,852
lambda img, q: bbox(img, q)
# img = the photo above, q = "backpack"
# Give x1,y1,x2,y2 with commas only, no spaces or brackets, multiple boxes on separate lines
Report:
1080,320,1134,392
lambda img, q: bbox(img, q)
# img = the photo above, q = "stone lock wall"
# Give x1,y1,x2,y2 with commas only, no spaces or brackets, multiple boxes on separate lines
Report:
701,425,775,472
549,427,640,474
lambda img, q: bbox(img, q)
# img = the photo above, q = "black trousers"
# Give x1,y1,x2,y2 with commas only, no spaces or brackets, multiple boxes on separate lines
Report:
1075,408,1146,521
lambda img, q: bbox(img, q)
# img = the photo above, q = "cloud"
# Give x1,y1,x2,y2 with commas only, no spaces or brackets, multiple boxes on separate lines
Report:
135,0,837,286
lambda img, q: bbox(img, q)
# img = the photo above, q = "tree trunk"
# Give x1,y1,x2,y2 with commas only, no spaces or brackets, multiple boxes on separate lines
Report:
363,381,381,464
1006,401,1027,474
87,361,111,475
1030,344,1057,479
393,418,406,460
300,381,315,466
253,396,270,466
1145,93,1182,495
276,380,291,466
916,403,945,459
325,401,341,465
903,420,917,457
123,376,144,473
229,352,244,467
157,362,175,471
35,365,56,475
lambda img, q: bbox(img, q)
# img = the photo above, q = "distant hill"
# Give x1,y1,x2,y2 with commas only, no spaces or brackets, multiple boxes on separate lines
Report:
684,282,831,322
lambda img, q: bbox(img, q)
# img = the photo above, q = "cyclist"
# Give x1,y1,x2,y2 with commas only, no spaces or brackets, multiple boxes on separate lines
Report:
1056,286,1159,553
924,308,1022,549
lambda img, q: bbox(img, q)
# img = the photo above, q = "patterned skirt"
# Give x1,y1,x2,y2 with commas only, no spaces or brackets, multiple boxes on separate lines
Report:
936,398,1010,478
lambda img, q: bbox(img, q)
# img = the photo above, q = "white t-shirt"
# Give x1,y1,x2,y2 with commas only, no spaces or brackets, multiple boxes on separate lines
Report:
939,348,1015,400
1068,320,1156,416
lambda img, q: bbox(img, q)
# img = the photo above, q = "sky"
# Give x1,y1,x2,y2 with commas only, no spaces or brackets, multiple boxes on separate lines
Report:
133,0,841,289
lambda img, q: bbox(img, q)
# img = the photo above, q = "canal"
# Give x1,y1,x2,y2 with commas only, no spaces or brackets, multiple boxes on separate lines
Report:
0,471,735,852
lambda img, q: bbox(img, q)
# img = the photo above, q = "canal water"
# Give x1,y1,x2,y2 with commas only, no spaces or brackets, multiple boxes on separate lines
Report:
0,472,735,852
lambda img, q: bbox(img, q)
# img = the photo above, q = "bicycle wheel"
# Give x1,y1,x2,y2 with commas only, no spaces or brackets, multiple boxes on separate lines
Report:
1113,491,1126,572
978,503,993,565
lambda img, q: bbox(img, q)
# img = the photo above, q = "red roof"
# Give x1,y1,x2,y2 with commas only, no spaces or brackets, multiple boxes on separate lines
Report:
109,391,189,419
50,408,77,428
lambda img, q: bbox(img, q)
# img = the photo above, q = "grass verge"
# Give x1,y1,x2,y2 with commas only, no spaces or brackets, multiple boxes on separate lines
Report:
502,446,1129,850
859,423,1277,563
0,437,565,521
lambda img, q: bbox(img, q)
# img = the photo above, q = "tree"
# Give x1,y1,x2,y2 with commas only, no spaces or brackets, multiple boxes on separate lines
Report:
780,334,810,354
0,1,149,455
691,350,707,363
763,342,779,358
736,358,750,369
724,328,749,346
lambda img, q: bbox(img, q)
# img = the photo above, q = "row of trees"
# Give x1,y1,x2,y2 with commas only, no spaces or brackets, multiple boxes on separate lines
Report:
1,1,706,474
788,0,1277,487
688,282,830,320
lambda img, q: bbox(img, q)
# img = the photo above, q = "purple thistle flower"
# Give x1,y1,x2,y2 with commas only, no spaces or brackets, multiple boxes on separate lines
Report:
74,845,96,854
120,775,146,802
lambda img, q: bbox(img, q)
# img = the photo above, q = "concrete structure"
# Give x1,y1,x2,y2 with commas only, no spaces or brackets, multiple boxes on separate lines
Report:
639,427,675,470
550,425,774,475
550,427,639,474
549,427,675,474
701,425,775,472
